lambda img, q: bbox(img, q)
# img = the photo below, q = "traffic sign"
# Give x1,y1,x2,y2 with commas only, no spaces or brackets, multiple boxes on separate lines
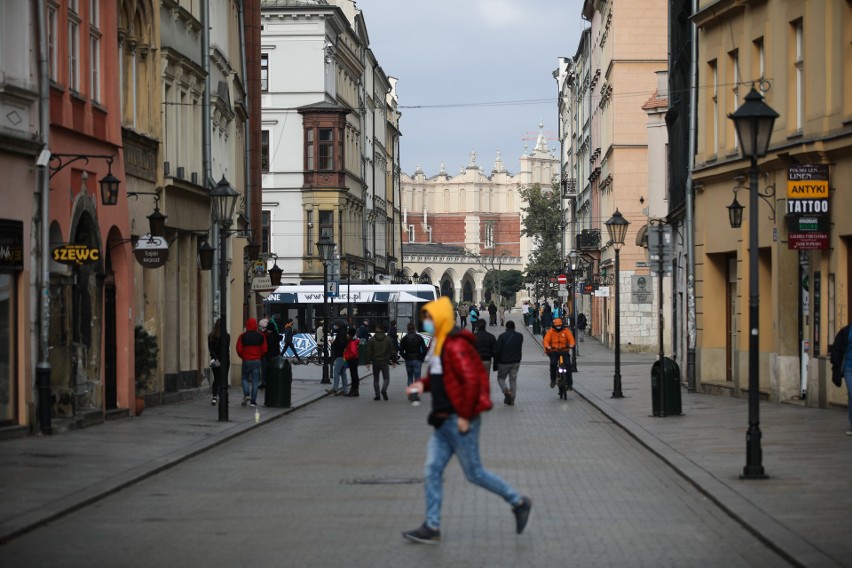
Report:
557,274,567,285
327,280,338,297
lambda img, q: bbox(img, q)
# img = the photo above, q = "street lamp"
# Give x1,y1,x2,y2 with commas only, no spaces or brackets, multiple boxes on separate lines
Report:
568,249,580,372
728,87,778,480
316,236,336,384
211,176,240,421
605,209,629,399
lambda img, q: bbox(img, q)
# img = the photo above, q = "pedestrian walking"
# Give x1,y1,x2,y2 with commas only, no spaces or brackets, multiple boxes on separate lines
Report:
488,301,498,326
494,321,523,405
474,319,497,379
236,317,267,407
521,301,530,327
403,296,531,544
830,323,852,435
498,304,506,326
260,317,281,389
344,328,361,397
366,322,397,400
399,322,427,386
458,303,469,329
356,319,370,341
281,319,302,363
576,312,587,342
330,321,349,395
388,320,400,363
543,317,575,390
207,318,230,406
469,304,480,329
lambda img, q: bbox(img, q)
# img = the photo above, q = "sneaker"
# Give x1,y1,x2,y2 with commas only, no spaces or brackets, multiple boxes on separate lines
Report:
241,396,250,406
402,523,441,545
211,397,218,406
381,390,388,400
512,497,532,534
250,401,257,407
503,391,512,405
374,395,381,401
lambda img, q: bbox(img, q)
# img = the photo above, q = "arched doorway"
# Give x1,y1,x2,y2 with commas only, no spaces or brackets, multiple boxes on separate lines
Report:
440,279,453,300
463,281,473,302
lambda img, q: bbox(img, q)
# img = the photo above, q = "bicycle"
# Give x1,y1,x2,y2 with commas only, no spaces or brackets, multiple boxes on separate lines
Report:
556,353,571,400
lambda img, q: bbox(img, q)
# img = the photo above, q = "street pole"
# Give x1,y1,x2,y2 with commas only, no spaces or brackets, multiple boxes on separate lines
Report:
742,156,766,478
612,245,623,398
322,260,330,384
656,221,666,417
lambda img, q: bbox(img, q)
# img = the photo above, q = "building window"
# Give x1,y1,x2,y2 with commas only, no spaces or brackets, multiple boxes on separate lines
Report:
48,4,58,81
305,210,313,255
319,210,334,242
89,33,100,102
261,130,270,173
318,128,334,170
261,53,268,92
408,225,415,243
68,12,80,91
306,130,314,170
710,60,718,156
484,222,495,248
729,50,739,151
753,37,765,82
261,210,271,256
793,19,804,132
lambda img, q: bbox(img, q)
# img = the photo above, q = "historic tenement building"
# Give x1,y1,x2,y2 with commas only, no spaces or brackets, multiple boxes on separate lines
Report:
400,131,557,304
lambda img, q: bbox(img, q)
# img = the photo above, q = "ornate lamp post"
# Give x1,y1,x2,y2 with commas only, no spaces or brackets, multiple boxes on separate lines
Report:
729,87,778,479
316,237,336,384
605,209,630,399
211,176,240,421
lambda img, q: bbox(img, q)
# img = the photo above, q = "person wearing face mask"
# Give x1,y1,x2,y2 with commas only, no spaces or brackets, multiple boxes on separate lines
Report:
403,297,531,545
543,317,576,390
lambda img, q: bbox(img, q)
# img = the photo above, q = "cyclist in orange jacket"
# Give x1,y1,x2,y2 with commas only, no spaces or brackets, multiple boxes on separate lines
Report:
543,318,576,390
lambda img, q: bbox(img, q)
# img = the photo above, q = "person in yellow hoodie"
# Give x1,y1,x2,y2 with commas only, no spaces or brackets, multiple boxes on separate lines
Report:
402,296,531,545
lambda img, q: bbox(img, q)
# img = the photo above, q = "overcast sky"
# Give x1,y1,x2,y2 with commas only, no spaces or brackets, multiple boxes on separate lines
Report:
355,0,588,177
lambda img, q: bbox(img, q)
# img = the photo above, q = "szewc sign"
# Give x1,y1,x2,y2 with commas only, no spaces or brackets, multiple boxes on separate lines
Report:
786,164,829,250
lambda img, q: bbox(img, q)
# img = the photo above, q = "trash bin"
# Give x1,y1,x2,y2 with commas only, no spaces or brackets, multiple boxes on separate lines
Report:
533,319,541,335
651,357,681,416
265,357,292,407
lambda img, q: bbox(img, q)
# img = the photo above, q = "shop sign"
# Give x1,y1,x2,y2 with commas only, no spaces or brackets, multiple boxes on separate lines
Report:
786,164,829,250
134,236,169,268
52,243,100,266
0,219,24,271
788,232,829,250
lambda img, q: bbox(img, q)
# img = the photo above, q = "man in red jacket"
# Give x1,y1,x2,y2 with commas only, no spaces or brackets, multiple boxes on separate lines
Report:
403,297,531,545
236,317,267,407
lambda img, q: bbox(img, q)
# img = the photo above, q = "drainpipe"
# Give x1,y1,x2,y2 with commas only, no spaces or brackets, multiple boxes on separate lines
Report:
685,0,698,392
238,0,250,229
35,0,52,434
202,0,218,321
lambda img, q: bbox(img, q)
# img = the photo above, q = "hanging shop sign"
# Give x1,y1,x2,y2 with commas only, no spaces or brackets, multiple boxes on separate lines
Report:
52,243,101,266
134,235,169,268
786,164,829,250
0,219,24,271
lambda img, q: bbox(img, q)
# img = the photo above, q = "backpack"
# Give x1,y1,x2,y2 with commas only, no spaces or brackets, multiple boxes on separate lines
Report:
344,338,359,361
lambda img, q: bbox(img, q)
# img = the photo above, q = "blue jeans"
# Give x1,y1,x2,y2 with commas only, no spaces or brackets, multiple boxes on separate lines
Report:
405,360,423,386
332,357,348,392
241,360,262,403
424,415,521,530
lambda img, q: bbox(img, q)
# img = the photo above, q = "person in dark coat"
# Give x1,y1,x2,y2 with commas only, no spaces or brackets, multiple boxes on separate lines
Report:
473,319,497,380
399,322,427,386
260,317,281,389
829,323,852,435
208,318,230,406
488,301,498,326
576,312,588,342
281,319,302,363
494,321,524,405
330,321,350,395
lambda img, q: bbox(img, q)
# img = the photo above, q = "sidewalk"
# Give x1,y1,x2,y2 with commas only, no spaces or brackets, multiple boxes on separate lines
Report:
0,366,330,544
523,320,850,568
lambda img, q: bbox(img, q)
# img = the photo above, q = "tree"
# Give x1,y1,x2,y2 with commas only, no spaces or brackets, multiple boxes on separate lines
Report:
520,182,563,296
483,269,524,303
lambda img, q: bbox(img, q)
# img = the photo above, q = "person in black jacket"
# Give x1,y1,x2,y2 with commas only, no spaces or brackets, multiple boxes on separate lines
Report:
398,322,427,386
330,322,350,395
207,318,230,406
474,319,496,379
830,323,852,435
282,319,302,363
494,321,524,405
